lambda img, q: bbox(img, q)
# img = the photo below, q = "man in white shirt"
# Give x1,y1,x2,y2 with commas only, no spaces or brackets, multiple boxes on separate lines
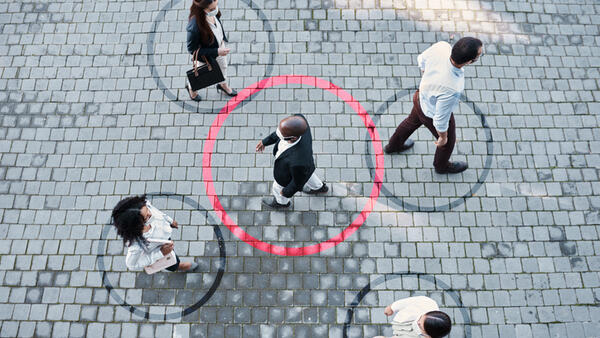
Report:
385,37,483,174
374,296,452,338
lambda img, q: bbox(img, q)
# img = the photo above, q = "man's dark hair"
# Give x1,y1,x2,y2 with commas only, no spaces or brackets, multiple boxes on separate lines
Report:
423,311,452,338
451,37,483,64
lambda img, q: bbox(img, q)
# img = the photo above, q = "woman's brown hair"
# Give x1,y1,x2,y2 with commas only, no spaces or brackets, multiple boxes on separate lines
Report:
190,0,221,46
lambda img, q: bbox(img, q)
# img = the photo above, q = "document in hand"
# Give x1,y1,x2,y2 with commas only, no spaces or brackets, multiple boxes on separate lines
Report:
144,250,177,274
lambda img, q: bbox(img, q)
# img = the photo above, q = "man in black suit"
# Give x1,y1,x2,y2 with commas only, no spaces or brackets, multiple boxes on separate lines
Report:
256,114,328,209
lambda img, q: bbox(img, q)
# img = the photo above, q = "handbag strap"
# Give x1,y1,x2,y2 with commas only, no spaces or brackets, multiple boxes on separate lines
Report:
193,49,200,76
201,55,213,71
193,51,213,75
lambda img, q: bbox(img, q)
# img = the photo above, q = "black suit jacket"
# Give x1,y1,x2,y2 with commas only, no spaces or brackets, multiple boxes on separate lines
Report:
262,114,316,198
186,16,228,57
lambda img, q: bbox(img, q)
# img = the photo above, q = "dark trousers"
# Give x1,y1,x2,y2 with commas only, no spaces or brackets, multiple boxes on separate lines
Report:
387,90,456,170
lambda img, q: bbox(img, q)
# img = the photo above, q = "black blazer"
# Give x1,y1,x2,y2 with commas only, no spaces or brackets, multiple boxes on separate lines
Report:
262,114,316,198
186,16,228,58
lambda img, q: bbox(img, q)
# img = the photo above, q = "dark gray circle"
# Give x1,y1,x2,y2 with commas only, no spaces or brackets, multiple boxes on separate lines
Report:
96,193,226,320
343,272,472,338
146,0,276,112
365,89,494,212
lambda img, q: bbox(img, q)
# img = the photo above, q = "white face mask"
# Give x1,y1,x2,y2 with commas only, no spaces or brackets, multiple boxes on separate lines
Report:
276,128,285,140
276,128,296,142
144,214,154,225
413,318,426,336
206,7,218,17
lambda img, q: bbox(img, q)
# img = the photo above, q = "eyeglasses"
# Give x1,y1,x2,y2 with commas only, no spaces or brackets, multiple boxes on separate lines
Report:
471,51,484,63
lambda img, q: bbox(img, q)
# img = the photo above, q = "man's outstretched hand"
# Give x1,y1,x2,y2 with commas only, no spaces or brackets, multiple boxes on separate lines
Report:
256,141,265,152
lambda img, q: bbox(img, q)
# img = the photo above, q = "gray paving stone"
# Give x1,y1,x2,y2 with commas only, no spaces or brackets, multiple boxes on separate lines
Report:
0,320,18,338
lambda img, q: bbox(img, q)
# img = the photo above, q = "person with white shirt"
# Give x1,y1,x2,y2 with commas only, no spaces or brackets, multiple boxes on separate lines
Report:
256,114,328,209
385,37,483,174
111,195,198,272
375,296,452,338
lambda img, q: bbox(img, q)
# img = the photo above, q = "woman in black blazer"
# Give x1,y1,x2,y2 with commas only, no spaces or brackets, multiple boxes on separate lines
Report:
186,0,237,101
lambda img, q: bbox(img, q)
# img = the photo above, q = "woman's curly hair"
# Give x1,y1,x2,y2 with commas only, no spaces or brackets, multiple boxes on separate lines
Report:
112,195,148,247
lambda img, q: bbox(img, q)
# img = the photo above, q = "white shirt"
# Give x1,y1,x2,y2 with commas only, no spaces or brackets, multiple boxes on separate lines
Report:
417,41,465,133
389,296,439,337
125,201,174,271
275,128,301,159
208,17,224,46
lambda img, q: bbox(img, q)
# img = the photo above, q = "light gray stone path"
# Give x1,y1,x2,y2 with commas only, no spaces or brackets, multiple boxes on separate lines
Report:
1,0,600,337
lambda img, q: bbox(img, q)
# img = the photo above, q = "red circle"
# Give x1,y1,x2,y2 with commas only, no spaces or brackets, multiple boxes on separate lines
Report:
202,75,385,256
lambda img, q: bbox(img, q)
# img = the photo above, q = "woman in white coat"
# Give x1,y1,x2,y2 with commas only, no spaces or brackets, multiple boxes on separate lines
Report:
112,195,197,272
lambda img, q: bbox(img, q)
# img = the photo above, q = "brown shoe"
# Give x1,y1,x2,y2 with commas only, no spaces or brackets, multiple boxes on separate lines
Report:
384,139,414,154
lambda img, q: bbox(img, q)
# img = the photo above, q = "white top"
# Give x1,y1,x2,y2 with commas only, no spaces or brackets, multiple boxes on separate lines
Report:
417,41,465,133
389,296,439,337
208,17,224,46
275,128,301,159
125,201,174,271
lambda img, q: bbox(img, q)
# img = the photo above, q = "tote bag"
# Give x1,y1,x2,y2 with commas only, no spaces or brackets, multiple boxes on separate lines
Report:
186,49,225,91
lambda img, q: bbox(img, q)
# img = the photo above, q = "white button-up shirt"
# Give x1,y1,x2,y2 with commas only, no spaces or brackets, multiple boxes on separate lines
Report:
125,201,174,271
389,296,440,337
417,41,465,133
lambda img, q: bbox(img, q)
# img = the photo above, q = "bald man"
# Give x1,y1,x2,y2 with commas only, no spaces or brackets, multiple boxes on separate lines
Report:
256,114,328,208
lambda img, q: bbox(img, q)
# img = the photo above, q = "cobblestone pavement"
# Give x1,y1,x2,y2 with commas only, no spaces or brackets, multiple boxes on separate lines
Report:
1,0,600,337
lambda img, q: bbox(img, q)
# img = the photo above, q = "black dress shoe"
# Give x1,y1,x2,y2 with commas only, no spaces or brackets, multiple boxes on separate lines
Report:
186,82,202,102
384,139,414,154
216,84,238,97
435,161,468,174
306,183,328,195
262,197,290,209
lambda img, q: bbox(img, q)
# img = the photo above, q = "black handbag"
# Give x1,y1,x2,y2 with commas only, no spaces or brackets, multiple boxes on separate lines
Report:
186,49,225,91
